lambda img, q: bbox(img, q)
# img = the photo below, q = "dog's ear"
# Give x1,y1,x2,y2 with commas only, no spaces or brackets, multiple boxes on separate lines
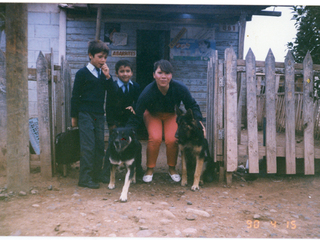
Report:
175,105,183,116
186,109,194,119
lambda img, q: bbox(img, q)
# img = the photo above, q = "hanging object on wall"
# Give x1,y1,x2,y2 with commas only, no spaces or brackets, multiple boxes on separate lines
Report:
112,32,128,46
104,23,120,45
169,27,187,48
170,39,216,61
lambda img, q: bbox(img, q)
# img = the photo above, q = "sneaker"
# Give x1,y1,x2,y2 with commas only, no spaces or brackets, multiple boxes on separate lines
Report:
169,172,181,182
142,174,153,183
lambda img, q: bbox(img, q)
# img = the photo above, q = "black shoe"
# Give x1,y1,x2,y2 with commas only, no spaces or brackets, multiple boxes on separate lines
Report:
78,180,100,189
99,175,110,184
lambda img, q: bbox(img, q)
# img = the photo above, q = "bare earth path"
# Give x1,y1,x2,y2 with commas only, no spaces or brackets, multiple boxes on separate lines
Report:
1,143,320,238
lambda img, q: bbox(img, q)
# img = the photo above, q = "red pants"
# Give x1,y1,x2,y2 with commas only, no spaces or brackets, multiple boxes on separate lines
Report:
143,110,178,168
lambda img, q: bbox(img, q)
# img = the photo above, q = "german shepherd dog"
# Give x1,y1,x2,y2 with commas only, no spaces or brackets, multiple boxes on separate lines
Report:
107,127,142,202
175,107,216,191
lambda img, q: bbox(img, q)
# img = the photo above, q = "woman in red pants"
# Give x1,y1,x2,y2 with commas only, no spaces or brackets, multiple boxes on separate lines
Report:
126,59,204,182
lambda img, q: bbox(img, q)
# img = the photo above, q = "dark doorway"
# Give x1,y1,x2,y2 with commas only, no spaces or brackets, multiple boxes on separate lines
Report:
136,30,170,90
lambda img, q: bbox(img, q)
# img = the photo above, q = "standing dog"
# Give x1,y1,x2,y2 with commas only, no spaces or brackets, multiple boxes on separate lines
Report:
107,127,142,202
175,107,216,191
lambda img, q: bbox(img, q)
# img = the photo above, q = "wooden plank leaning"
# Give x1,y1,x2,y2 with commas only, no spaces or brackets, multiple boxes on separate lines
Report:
285,51,296,174
224,47,238,184
303,51,315,175
265,49,277,173
37,51,52,178
245,49,259,173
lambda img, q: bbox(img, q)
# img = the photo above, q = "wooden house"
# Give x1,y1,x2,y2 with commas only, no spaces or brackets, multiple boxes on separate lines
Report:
60,4,281,118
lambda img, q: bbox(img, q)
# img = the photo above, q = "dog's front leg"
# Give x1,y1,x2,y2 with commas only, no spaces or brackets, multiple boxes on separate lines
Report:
108,165,116,189
180,148,187,186
119,167,131,202
191,157,204,191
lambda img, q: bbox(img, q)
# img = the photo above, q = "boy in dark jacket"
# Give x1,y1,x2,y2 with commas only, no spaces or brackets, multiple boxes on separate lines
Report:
71,40,114,189
102,60,143,180
106,60,141,130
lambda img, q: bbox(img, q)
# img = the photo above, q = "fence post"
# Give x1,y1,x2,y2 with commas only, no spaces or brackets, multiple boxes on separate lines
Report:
37,51,52,178
245,49,259,173
285,51,296,174
303,51,314,175
0,49,6,171
265,49,277,173
6,3,30,191
224,47,238,184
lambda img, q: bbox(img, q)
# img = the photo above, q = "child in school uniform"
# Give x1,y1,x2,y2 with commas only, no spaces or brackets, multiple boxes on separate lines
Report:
105,60,141,130
102,60,144,180
71,40,114,189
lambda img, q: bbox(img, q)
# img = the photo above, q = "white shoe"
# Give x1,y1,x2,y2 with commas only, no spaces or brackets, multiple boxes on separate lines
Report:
169,172,181,182
143,174,153,183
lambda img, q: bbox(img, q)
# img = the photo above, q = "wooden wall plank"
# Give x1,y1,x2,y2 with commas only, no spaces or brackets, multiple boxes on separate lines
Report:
206,56,214,157
303,51,315,175
37,51,52,178
265,49,277,173
216,59,224,162
245,49,259,173
285,51,296,174
224,47,238,172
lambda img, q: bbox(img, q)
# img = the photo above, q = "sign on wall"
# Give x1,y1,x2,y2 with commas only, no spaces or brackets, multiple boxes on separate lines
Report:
111,50,136,57
219,24,239,32
170,38,216,61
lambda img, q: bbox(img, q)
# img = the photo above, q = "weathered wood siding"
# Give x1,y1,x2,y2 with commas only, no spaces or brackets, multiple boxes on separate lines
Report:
66,16,240,120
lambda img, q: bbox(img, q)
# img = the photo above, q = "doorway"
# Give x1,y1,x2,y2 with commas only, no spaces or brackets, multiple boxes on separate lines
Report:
136,30,170,90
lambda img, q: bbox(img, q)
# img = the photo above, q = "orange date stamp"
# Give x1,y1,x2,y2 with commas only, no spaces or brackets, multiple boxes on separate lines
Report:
246,220,297,229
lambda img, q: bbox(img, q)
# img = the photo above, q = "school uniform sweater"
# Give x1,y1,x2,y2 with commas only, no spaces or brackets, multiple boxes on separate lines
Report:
71,66,113,118
106,79,141,127
126,79,203,129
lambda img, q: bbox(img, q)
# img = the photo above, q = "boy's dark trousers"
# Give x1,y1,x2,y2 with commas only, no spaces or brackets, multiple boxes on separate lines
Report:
78,112,105,187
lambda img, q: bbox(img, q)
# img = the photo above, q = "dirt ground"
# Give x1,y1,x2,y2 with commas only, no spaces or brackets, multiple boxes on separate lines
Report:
1,143,320,238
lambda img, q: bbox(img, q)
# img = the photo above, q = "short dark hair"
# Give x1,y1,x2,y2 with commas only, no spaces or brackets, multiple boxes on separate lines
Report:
88,40,109,56
115,60,133,74
153,59,174,74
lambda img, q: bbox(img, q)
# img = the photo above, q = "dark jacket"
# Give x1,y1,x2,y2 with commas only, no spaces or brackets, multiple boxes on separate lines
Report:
106,80,141,127
71,66,113,118
126,79,202,129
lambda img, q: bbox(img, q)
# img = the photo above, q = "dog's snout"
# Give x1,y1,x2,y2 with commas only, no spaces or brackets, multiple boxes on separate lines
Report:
114,139,121,149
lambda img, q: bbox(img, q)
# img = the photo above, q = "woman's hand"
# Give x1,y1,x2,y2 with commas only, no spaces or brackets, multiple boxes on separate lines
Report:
199,121,206,138
126,106,136,115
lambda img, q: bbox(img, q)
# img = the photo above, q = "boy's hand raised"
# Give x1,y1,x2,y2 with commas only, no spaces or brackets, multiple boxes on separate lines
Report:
101,63,111,79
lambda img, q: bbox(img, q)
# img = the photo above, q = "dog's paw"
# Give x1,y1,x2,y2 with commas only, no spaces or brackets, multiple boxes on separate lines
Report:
191,185,200,191
108,184,115,189
181,180,187,186
119,195,128,203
